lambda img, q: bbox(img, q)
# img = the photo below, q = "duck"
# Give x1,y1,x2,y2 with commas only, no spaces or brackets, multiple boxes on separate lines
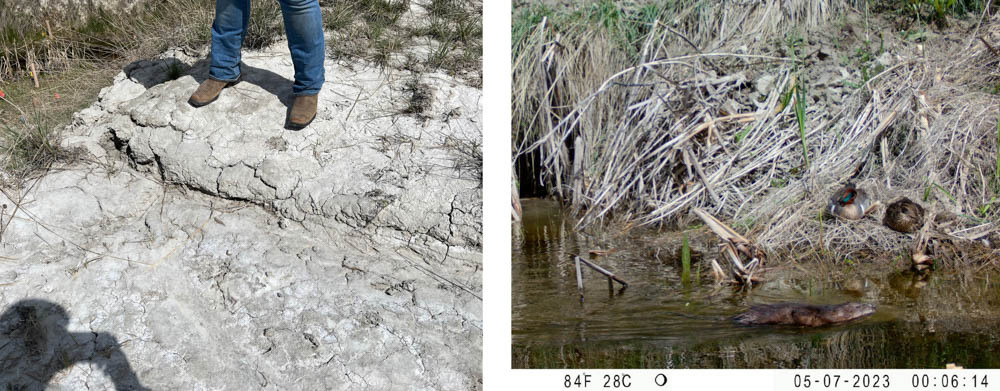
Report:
883,197,924,233
827,183,873,220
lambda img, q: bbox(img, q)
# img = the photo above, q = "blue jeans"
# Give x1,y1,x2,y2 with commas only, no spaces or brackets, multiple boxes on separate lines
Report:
209,0,325,96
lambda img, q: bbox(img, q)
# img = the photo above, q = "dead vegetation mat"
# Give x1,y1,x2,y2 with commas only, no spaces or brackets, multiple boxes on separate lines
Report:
513,0,1000,265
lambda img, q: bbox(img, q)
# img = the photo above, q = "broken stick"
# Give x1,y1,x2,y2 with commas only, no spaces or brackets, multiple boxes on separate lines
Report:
692,208,766,284
573,255,628,300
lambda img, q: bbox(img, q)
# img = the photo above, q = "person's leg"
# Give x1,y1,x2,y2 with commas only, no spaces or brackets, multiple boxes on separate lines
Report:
277,0,325,95
210,0,251,81
191,0,249,107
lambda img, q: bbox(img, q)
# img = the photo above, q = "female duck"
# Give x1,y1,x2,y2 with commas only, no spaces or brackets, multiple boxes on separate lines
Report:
883,197,924,233
828,183,873,220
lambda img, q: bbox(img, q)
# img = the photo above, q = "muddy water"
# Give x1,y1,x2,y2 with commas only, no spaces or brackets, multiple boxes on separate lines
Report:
512,199,1000,368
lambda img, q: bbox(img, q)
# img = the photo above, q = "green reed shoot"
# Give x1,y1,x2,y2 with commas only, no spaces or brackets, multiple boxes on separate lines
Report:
681,232,691,284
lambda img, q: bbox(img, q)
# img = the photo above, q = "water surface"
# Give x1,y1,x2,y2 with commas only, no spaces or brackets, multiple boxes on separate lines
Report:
512,199,1000,368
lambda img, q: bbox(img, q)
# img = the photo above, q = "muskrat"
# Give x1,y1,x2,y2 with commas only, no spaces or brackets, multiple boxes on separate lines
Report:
732,302,875,327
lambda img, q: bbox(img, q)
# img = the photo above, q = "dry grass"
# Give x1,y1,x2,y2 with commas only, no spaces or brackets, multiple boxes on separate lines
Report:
0,0,217,186
513,0,1000,261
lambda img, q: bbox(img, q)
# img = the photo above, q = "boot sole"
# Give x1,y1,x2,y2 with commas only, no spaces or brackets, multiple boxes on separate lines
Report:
188,94,220,108
285,113,316,131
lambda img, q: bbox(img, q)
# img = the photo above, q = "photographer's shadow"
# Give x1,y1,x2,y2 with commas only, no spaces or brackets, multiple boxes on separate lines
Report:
0,299,149,390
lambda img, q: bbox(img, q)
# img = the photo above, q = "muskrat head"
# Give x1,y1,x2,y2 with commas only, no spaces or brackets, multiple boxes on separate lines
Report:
832,302,876,320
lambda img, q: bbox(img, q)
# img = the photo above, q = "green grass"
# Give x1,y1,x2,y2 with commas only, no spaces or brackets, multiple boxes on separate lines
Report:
733,124,752,144
324,0,482,85
794,82,810,169
512,0,673,63
841,37,886,89
923,180,958,203
783,35,811,170
511,3,554,47
870,0,992,27
976,197,998,218
681,232,691,285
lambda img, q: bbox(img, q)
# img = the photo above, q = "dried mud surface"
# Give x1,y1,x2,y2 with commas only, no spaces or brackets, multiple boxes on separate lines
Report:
0,42,482,390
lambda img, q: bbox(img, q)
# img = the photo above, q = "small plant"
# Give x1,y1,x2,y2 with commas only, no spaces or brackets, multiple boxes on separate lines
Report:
842,37,886,89
733,124,752,144
933,182,957,202
882,0,990,28
817,209,825,253
929,0,957,26
794,82,810,169
324,6,354,31
681,232,691,285
782,34,811,170
733,217,754,232
976,197,998,218
977,203,990,217
401,77,432,120
442,134,482,184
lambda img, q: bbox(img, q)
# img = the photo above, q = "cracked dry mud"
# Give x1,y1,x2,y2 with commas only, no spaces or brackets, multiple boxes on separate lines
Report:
0,43,482,390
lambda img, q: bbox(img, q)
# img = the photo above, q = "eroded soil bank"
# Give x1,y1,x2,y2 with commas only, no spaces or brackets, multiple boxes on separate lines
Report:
0,41,482,389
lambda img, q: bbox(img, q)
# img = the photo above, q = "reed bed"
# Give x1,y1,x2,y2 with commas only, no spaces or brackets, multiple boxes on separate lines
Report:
513,0,1000,261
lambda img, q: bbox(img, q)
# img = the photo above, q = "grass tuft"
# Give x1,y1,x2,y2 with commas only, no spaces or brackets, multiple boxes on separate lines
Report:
245,0,284,50
324,0,481,85
402,77,432,120
0,105,71,185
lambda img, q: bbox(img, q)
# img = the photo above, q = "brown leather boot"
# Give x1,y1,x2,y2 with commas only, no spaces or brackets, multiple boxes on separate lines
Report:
286,94,318,130
188,77,240,107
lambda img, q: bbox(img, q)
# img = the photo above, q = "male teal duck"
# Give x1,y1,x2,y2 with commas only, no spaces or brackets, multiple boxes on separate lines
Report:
883,197,924,233
827,183,873,220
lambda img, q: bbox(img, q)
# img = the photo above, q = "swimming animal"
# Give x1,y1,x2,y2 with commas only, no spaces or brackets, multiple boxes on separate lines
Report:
827,183,874,220
883,197,924,233
732,302,876,327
